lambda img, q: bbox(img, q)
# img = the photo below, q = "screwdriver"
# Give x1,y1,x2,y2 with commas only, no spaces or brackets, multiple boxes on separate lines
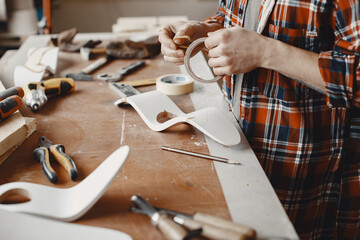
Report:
0,96,23,120
156,207,257,240
0,86,24,101
0,87,24,121
23,78,75,111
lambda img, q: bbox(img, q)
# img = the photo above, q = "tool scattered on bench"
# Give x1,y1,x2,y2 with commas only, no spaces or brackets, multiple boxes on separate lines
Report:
0,87,24,121
162,146,241,165
33,136,78,183
131,194,200,240
66,55,114,81
51,28,102,52
97,60,146,82
80,47,107,60
23,78,75,111
155,207,257,240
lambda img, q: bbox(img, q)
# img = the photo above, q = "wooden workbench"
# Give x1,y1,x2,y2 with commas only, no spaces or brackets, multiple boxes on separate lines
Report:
0,35,299,240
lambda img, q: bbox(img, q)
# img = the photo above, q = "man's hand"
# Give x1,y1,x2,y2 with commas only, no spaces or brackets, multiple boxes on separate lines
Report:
205,27,267,75
158,21,222,65
205,26,326,94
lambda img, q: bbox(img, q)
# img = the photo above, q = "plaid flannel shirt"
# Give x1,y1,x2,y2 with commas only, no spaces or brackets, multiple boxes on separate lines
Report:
206,0,360,239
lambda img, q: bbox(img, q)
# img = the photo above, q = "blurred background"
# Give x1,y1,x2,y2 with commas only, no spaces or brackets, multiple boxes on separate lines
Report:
0,0,219,57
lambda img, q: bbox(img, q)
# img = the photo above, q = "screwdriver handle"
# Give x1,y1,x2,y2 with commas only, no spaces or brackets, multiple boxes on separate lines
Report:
41,78,75,97
194,213,256,239
154,214,188,240
0,96,23,120
119,61,145,76
82,56,109,74
49,144,78,181
33,147,58,183
0,87,24,101
176,216,247,240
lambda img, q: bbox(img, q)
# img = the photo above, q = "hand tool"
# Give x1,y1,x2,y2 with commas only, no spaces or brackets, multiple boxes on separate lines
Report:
131,194,198,240
23,82,47,111
33,136,78,183
0,146,130,221
155,207,257,240
0,96,23,121
109,83,140,98
97,60,145,82
161,145,241,165
23,78,75,111
121,77,156,87
65,55,113,81
0,87,24,101
0,87,24,121
80,47,107,60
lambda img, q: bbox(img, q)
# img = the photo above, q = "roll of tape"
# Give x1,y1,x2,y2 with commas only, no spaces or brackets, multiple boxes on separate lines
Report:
156,74,194,95
184,37,223,83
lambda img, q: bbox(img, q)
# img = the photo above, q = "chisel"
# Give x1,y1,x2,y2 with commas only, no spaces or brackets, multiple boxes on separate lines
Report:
155,207,257,240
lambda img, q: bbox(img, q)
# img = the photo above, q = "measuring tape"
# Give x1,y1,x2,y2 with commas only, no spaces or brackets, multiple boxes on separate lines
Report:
156,74,194,95
184,37,223,83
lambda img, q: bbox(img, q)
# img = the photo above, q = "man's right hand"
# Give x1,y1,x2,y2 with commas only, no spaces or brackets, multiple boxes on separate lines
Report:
158,21,222,65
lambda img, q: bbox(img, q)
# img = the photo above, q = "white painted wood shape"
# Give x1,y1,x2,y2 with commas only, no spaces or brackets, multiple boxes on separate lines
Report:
114,91,241,146
0,208,132,240
0,146,130,222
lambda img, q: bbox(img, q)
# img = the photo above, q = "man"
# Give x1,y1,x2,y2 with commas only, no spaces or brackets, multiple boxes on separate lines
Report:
159,0,360,239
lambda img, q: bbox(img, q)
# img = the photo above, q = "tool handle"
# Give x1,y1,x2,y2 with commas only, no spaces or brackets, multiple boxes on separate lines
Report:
177,216,247,240
194,213,256,239
0,96,23,120
82,56,108,74
119,61,145,76
155,214,188,240
33,147,58,183
0,87,24,101
49,144,78,181
122,78,157,87
41,78,75,97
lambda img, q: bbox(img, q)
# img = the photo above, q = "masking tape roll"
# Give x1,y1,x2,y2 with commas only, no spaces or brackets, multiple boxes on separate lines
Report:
184,37,223,83
156,74,194,95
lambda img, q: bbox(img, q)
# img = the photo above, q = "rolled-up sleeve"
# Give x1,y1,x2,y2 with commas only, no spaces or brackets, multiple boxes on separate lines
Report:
318,0,360,108
204,4,226,25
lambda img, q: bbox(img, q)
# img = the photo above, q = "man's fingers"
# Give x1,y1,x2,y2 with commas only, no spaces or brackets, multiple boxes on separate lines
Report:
159,29,177,50
164,55,184,65
161,45,184,58
212,66,230,76
205,28,224,49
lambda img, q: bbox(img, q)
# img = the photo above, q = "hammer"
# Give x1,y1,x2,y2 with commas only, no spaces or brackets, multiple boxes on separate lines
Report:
80,47,107,60
65,56,113,81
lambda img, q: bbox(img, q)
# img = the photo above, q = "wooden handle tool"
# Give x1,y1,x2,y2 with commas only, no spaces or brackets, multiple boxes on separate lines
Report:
131,195,196,240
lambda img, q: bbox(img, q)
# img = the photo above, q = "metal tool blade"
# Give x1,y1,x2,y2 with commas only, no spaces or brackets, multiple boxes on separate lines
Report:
38,136,53,148
130,194,160,222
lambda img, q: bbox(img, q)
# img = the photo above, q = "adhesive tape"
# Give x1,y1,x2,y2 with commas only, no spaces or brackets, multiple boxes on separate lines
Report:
184,37,223,83
156,74,194,95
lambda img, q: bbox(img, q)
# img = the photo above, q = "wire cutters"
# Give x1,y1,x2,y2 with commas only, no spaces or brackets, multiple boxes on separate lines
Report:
33,136,78,183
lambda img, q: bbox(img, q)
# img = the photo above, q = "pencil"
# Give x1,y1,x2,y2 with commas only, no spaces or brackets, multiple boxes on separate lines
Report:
161,146,241,165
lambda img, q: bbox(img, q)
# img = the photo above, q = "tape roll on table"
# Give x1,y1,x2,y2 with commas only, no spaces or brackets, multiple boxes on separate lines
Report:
184,37,223,83
156,74,194,95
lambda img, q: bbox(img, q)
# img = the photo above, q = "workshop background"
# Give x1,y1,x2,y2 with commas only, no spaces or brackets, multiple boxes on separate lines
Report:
0,0,218,57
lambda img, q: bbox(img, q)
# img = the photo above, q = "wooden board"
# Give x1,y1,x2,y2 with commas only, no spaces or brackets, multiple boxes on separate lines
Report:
0,51,231,240
0,59,36,164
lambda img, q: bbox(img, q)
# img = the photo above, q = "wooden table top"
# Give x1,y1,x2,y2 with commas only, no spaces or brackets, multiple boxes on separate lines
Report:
0,50,231,239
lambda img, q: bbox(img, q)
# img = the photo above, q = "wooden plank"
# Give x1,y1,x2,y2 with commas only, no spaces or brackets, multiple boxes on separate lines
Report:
0,73,36,164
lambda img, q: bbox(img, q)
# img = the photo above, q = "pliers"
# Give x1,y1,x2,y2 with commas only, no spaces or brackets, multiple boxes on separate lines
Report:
33,136,78,183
